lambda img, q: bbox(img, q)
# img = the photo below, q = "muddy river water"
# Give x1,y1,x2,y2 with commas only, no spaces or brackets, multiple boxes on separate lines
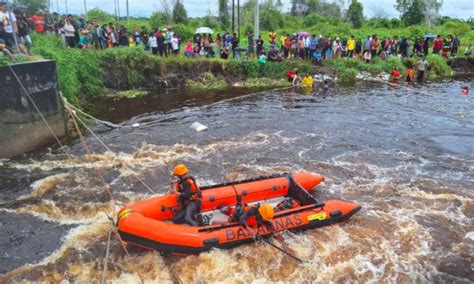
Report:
0,81,473,282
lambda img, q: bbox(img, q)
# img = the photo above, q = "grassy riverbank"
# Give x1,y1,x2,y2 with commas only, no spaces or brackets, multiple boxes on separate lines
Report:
26,34,455,107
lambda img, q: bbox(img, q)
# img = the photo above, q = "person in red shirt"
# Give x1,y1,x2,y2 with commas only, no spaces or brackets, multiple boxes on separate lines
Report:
287,68,298,82
432,35,443,54
31,10,45,33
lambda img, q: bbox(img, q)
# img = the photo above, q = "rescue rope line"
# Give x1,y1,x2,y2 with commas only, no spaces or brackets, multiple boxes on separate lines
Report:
64,103,116,203
101,229,112,284
65,101,127,128
65,103,146,284
64,101,156,195
63,86,291,129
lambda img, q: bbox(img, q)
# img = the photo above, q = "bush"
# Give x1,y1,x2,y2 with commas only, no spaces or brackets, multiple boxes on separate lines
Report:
443,21,471,36
174,23,194,41
426,54,453,79
337,67,358,85
31,34,103,103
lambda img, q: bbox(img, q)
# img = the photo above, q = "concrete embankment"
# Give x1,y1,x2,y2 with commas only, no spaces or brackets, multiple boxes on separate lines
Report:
0,60,65,159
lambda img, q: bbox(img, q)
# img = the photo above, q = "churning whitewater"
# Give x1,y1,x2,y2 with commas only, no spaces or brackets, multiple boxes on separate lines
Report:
0,81,473,282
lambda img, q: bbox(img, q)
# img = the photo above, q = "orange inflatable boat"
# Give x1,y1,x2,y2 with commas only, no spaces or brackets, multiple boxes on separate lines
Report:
117,172,361,254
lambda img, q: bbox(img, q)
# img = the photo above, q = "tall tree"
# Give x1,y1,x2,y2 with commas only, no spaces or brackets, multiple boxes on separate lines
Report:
395,0,443,26
218,0,230,29
424,0,443,27
17,0,48,14
172,0,188,24
400,0,426,25
346,0,363,28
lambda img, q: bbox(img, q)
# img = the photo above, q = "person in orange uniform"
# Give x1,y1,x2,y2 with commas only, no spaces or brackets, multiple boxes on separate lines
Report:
172,164,202,226
406,68,415,82
238,203,276,239
391,67,401,80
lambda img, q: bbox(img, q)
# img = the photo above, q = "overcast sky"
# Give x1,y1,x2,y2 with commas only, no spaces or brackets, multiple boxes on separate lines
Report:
52,0,473,20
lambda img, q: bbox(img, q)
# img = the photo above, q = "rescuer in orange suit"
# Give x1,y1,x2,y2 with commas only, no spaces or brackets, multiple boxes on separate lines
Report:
171,164,202,226
238,203,277,239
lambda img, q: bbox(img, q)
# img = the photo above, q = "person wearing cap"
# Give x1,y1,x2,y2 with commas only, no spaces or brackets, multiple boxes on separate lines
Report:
238,203,276,239
171,164,202,226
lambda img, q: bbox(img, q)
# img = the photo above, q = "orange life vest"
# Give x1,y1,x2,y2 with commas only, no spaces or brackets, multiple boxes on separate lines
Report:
175,176,202,201
269,32,276,42
407,69,414,80
241,205,258,227
392,69,400,78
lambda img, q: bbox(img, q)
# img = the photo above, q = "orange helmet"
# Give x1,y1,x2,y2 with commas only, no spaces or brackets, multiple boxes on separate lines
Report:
258,203,275,221
173,164,188,176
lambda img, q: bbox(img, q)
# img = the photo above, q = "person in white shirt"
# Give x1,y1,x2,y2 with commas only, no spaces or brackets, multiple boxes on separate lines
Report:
148,32,158,55
171,34,179,55
63,18,76,48
304,35,310,60
0,2,18,48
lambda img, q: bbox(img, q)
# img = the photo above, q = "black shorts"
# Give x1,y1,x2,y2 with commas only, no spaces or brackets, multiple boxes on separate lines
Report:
65,36,76,48
0,32,14,48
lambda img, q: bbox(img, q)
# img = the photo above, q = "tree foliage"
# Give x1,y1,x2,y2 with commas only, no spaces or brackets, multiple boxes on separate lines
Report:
150,12,170,28
86,8,114,23
16,0,48,14
400,0,426,26
260,3,285,31
395,0,443,26
346,0,364,28
290,0,342,19
172,1,188,24
218,0,230,29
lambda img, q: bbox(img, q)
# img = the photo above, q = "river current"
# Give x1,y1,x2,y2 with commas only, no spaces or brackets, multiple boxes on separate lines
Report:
0,81,473,282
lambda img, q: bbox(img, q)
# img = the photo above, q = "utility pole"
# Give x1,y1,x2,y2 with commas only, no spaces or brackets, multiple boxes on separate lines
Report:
65,0,68,14
83,0,87,17
117,0,121,20
56,0,59,14
113,0,116,21
254,0,259,40
237,0,240,39
231,0,234,33
126,0,129,23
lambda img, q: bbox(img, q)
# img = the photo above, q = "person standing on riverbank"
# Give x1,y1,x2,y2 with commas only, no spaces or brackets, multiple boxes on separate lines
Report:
432,35,443,54
231,32,239,59
347,35,355,58
417,57,429,83
247,31,254,59
256,34,264,56
451,35,460,57
148,31,157,55
0,2,18,49
156,30,166,57
31,10,44,34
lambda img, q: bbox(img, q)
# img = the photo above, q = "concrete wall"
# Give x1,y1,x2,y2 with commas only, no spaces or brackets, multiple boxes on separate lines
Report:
0,60,65,159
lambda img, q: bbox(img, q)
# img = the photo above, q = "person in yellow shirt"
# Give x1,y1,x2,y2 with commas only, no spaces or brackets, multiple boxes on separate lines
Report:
347,35,355,58
279,34,286,51
301,73,314,88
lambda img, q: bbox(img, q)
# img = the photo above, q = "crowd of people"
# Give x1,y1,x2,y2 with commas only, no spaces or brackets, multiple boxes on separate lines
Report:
1,4,472,66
